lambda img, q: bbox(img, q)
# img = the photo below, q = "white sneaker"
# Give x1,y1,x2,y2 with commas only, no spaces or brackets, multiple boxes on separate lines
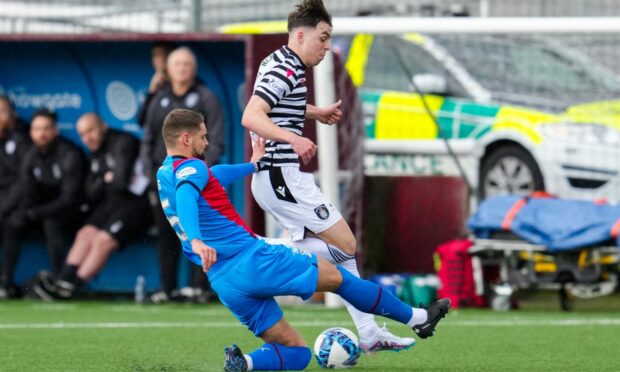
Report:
149,291,170,304
359,325,416,353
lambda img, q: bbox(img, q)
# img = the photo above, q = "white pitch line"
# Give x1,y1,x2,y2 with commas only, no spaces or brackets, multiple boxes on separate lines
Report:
2,318,620,330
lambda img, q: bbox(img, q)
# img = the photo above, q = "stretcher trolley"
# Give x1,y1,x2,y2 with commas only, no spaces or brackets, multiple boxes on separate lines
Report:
467,194,620,311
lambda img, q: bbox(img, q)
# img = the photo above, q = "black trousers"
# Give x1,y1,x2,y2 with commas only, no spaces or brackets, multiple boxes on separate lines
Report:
1,214,71,288
151,193,210,295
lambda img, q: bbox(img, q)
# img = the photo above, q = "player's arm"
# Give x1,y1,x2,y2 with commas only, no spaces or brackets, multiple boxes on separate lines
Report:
306,100,343,125
210,136,265,186
174,160,217,272
242,67,317,164
242,96,316,164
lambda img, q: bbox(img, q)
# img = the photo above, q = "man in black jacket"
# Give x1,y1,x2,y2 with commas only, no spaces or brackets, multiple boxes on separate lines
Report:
140,46,224,302
1,108,86,296
34,113,151,300
0,96,32,298
0,96,31,225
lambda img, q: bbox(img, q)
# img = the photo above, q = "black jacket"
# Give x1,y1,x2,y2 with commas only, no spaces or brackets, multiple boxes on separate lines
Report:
85,129,140,204
140,82,225,179
0,128,31,217
18,137,86,219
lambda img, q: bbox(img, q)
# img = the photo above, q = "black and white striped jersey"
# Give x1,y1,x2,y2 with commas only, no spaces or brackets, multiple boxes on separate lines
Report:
253,45,307,167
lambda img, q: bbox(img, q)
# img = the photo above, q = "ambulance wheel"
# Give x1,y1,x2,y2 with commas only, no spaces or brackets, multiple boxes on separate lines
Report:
479,145,544,201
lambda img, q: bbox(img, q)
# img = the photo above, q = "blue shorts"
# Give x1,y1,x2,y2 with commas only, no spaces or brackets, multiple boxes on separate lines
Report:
209,240,318,336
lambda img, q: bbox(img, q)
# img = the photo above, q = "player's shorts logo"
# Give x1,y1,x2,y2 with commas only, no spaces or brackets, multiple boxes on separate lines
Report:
269,168,297,203
314,204,330,220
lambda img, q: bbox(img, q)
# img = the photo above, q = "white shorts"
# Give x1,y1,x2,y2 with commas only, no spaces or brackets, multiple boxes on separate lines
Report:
251,166,342,241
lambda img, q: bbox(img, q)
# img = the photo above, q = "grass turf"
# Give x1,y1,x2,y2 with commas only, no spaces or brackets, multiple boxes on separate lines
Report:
1,298,619,371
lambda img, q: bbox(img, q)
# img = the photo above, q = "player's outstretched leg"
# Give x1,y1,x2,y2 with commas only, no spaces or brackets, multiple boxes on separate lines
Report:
224,344,248,372
338,258,416,352
412,298,451,339
224,343,312,371
289,238,416,353
324,265,451,339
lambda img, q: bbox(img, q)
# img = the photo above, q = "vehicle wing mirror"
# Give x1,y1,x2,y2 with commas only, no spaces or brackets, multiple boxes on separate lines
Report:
411,74,447,95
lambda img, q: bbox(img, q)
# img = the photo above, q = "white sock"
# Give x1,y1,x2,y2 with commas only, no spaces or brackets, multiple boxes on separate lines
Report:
407,308,428,327
289,238,381,341
338,258,383,341
244,355,253,371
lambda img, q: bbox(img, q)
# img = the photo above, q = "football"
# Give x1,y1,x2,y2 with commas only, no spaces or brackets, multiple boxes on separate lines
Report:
313,327,361,368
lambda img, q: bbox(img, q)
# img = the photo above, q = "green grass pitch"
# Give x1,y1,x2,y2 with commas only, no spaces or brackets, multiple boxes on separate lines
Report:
1,300,619,371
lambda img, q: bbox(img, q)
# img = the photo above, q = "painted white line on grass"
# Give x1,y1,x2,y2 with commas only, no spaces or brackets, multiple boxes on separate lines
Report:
0,322,240,330
450,319,620,326
2,318,620,330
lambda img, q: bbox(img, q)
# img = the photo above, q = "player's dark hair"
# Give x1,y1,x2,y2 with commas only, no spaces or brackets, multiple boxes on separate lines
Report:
152,41,177,56
162,109,204,148
288,0,332,32
32,108,57,125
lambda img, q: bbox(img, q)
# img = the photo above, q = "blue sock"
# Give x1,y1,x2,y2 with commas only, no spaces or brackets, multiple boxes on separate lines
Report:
248,343,311,371
335,266,413,324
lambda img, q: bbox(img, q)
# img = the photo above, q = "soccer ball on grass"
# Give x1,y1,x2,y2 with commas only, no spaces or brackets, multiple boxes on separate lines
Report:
313,327,361,368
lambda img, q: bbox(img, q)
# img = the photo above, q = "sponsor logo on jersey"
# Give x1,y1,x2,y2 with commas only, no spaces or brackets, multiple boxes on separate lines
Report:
160,97,170,108
314,204,330,220
176,166,197,179
168,215,180,227
286,68,294,77
267,77,285,96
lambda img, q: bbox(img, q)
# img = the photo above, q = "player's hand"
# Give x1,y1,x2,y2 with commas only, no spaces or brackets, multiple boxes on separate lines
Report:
290,135,317,165
250,136,266,163
103,170,114,183
149,71,166,93
191,239,217,273
317,100,342,125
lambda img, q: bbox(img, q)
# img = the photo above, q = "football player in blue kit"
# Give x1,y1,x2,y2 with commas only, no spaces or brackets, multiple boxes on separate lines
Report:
157,108,450,371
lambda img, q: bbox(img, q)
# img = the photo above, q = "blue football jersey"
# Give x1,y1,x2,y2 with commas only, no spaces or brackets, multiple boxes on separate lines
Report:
157,156,258,270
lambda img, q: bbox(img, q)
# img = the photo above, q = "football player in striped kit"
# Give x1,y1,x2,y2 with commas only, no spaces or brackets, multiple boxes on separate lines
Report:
242,0,417,353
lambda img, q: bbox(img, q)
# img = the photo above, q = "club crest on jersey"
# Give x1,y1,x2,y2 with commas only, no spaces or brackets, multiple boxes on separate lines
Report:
5,139,16,155
286,68,294,77
176,166,197,179
314,204,330,220
185,92,199,108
